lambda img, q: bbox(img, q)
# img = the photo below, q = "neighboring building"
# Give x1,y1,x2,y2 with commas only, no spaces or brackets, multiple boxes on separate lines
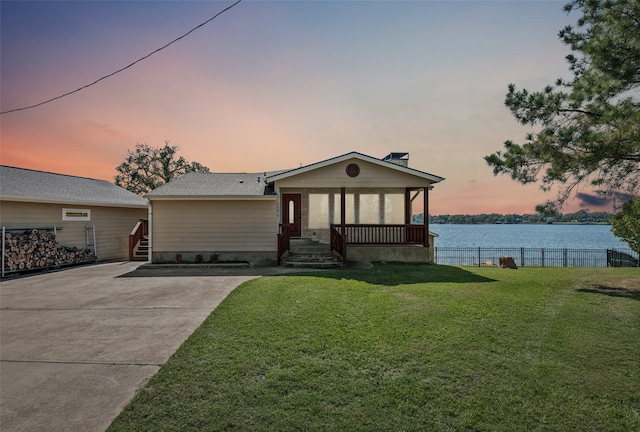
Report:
146,151,444,265
1,166,148,263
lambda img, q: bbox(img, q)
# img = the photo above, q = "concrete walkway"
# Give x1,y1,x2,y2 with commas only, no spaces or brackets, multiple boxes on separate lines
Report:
0,262,257,432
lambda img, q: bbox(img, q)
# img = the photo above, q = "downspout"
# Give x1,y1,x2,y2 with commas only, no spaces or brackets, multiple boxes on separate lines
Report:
274,182,281,258
274,183,281,232
147,201,153,264
340,187,346,236
2,226,5,278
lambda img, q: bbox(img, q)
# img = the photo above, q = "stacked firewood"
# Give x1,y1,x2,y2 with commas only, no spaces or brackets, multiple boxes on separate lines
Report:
3,229,96,272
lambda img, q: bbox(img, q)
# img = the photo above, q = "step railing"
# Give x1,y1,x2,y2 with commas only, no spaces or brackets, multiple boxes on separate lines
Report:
128,219,148,261
330,226,347,264
277,223,291,265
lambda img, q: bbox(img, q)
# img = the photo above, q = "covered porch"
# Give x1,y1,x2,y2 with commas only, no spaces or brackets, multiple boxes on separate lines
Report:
278,186,434,265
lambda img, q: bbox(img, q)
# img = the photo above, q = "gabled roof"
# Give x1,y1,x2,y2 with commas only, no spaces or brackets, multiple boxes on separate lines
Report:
145,172,277,199
266,151,445,183
0,165,147,208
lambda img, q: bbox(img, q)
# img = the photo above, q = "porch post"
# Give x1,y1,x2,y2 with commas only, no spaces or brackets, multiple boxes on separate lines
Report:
423,186,429,247
404,188,411,225
340,187,346,236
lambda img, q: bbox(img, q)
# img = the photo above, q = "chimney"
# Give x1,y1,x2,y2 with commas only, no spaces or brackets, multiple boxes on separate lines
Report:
382,152,409,167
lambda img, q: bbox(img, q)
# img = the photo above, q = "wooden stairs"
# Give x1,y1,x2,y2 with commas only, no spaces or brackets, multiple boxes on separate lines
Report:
282,238,343,269
131,235,149,261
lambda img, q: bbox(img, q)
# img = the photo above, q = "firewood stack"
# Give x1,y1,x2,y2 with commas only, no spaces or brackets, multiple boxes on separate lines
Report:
3,229,96,272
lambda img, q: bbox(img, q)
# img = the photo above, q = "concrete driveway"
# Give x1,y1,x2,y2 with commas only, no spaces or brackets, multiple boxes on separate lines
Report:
0,262,257,432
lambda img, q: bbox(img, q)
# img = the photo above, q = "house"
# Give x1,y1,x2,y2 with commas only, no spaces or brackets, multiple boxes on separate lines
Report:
1,165,148,269
146,151,444,265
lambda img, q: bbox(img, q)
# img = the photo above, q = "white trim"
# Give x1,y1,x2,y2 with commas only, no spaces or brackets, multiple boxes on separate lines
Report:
2,226,5,278
148,202,153,264
267,152,445,183
147,196,277,201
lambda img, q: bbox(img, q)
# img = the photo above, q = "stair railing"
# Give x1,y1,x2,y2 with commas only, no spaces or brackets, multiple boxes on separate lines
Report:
129,219,148,261
330,225,347,265
277,223,290,265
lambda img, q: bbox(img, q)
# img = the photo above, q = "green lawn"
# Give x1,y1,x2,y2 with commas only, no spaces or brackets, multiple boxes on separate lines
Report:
107,265,640,432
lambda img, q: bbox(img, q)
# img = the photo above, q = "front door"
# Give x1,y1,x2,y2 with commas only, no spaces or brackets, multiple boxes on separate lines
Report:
281,193,302,237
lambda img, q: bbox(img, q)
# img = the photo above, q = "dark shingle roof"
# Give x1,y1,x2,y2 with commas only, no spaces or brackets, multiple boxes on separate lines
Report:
0,166,147,208
146,172,277,198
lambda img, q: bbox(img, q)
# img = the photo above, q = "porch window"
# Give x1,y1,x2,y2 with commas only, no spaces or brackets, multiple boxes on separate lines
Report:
309,194,329,229
333,194,355,224
384,194,405,224
359,194,380,224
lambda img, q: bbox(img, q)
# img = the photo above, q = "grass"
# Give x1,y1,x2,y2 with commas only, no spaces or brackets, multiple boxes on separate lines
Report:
107,264,640,432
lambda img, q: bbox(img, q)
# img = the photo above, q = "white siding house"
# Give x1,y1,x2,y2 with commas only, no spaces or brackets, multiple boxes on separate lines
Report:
146,152,444,265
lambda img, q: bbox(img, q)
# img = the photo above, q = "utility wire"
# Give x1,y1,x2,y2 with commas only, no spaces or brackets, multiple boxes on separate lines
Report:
0,0,243,115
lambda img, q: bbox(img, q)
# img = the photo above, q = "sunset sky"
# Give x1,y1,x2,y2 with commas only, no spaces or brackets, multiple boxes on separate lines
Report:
0,0,613,214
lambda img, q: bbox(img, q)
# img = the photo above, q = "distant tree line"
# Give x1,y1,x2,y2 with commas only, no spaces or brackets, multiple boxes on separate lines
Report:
413,210,613,225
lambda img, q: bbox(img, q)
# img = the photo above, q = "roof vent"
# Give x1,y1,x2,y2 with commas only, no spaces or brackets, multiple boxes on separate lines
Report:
382,152,409,167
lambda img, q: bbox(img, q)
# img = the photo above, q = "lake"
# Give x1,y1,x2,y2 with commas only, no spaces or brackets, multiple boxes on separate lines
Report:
430,223,629,250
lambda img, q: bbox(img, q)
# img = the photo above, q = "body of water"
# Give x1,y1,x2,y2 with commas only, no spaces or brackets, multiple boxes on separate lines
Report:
431,223,629,250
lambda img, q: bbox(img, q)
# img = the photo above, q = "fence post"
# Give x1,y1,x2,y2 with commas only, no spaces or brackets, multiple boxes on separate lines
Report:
541,248,545,267
478,247,481,267
520,247,525,267
563,248,567,267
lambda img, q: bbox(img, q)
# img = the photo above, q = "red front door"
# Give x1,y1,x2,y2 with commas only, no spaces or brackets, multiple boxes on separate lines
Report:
282,194,302,237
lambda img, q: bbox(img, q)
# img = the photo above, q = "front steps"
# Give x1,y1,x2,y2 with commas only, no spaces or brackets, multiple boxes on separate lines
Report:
131,236,149,261
282,238,343,269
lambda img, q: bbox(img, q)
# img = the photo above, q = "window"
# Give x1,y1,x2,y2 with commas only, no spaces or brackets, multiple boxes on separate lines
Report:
333,194,355,224
308,194,329,229
288,200,295,224
384,194,405,224
359,194,380,224
62,208,91,221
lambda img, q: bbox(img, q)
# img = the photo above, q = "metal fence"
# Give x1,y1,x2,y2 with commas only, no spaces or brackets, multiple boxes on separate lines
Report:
433,247,640,267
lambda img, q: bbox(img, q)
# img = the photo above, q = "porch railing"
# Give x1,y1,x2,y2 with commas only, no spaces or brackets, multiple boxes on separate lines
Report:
128,219,148,261
277,223,291,265
330,226,347,264
331,224,426,245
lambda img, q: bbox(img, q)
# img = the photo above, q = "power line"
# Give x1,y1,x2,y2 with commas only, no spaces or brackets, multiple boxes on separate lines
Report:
0,0,243,115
